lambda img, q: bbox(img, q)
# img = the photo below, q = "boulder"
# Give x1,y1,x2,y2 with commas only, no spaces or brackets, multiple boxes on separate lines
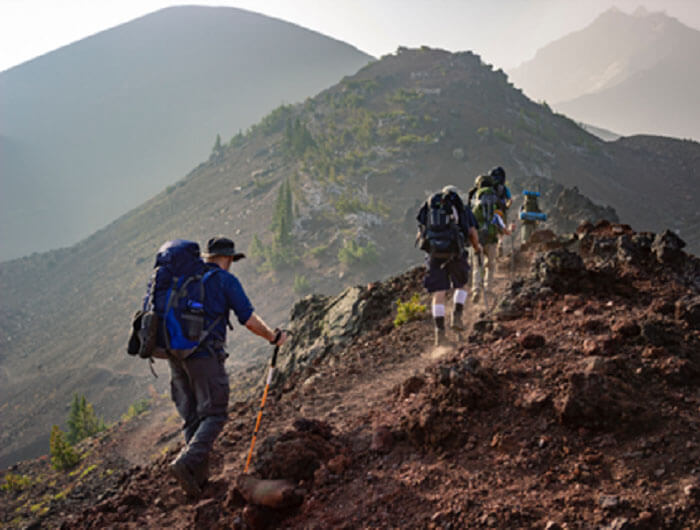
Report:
235,476,302,509
533,249,586,292
556,371,646,431
652,230,685,264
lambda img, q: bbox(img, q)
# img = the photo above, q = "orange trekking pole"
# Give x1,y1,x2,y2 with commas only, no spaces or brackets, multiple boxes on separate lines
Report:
244,343,281,473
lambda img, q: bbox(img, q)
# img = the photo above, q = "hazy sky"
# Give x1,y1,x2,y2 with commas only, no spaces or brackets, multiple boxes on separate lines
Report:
1,0,700,73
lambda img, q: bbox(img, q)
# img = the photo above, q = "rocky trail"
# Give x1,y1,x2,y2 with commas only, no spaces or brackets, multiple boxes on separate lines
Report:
2,221,700,529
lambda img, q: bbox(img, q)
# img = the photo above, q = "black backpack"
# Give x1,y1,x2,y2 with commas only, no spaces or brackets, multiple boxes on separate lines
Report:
420,192,463,259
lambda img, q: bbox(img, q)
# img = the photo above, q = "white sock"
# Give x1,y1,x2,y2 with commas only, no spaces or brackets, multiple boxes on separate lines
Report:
432,303,445,318
454,289,467,305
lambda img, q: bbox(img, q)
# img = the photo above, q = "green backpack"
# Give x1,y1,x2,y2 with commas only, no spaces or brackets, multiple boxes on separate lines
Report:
472,186,499,245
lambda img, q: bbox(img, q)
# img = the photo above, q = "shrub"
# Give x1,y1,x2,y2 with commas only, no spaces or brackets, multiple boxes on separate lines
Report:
293,274,311,295
1,473,33,492
394,293,427,327
338,239,378,267
396,134,430,146
50,426,80,471
308,243,330,258
121,399,150,421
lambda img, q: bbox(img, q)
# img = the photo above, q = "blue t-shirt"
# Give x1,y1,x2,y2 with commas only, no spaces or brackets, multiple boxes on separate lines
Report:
192,263,254,356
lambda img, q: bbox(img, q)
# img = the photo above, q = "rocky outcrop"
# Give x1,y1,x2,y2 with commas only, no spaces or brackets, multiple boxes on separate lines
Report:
277,268,424,380
516,175,619,235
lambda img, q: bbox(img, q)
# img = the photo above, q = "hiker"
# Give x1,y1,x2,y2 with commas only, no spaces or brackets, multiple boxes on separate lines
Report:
489,166,513,257
520,190,546,244
489,166,512,213
467,167,511,211
168,236,288,497
417,185,482,346
471,176,516,303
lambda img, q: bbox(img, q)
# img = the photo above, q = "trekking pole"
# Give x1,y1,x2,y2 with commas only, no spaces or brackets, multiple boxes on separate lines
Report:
244,343,281,474
510,232,515,281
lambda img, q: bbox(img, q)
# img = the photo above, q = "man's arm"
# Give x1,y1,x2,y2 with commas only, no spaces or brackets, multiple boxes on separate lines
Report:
245,313,288,346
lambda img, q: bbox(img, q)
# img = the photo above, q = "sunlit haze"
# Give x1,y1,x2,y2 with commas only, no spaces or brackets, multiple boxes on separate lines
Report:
1,0,699,73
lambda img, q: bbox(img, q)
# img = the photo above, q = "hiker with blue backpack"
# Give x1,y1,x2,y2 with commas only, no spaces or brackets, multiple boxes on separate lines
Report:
129,237,287,497
417,185,482,346
520,190,547,243
470,173,515,304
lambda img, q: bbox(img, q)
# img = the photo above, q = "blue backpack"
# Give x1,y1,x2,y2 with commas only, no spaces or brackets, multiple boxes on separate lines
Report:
130,239,223,360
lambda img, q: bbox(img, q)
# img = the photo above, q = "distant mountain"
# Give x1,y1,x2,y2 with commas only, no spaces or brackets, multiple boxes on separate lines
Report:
1,47,698,468
508,8,700,140
0,6,373,261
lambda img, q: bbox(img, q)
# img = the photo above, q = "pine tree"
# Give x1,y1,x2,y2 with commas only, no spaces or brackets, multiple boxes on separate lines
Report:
66,393,106,445
213,133,222,153
50,425,80,471
271,180,294,247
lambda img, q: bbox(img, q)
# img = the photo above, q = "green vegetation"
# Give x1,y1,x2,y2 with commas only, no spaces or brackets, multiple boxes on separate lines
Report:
333,192,389,217
260,104,293,136
212,133,223,154
338,239,378,267
229,129,245,147
388,88,423,104
284,118,316,157
293,274,311,295
250,179,300,271
49,425,80,471
395,133,434,146
394,293,427,327
249,234,265,260
308,242,331,258
79,464,98,480
66,394,106,445
271,179,294,247
121,398,150,421
1,473,33,492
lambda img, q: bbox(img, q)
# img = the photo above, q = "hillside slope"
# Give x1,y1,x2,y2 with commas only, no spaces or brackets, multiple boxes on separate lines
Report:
2,221,699,528
1,47,698,470
0,5,373,260
508,8,700,141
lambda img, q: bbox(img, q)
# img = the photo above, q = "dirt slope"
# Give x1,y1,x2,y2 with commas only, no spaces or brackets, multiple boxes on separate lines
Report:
3,220,700,529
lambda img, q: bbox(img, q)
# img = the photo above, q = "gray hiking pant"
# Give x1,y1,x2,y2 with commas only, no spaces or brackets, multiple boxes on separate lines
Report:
169,352,229,471
472,243,497,293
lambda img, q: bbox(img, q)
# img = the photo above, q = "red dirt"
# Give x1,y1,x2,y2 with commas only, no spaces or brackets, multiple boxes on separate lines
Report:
3,222,700,529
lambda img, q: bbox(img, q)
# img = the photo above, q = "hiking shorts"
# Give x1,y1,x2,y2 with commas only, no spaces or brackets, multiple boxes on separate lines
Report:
423,255,470,293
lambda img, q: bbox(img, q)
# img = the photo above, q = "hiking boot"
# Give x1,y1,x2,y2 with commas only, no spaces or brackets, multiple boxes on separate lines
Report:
193,454,209,488
169,458,202,497
434,327,447,347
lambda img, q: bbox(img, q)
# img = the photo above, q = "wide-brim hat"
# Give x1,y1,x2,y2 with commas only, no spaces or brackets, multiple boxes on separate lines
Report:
203,236,246,261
